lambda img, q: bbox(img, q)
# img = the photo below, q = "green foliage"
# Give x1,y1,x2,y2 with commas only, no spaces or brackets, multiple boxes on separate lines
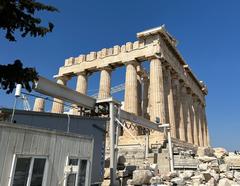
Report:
0,0,58,41
0,0,57,94
0,60,38,93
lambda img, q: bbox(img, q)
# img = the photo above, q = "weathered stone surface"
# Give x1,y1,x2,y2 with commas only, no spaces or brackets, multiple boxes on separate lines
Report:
179,170,194,180
197,147,215,157
198,156,217,163
225,171,234,180
218,178,234,186
214,147,229,158
171,177,185,186
219,164,229,173
198,163,208,171
132,170,153,185
202,172,212,182
234,171,240,181
224,155,240,167
150,176,162,185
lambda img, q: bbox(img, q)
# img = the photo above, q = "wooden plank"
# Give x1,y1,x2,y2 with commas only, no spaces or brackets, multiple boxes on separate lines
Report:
46,134,57,186
0,129,18,185
0,128,10,181
22,130,34,154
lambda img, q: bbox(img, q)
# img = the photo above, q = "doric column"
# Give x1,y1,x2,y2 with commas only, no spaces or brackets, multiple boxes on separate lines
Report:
33,98,45,112
124,61,138,115
142,76,149,119
200,103,208,147
179,84,187,142
203,106,210,146
123,61,139,136
76,72,88,94
149,58,166,123
186,88,194,144
98,67,112,99
193,96,200,146
165,67,177,138
137,73,142,116
198,103,204,147
51,76,69,114
72,72,88,115
172,74,180,139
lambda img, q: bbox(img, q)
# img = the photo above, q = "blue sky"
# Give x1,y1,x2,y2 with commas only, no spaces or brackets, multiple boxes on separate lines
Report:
1,1,240,151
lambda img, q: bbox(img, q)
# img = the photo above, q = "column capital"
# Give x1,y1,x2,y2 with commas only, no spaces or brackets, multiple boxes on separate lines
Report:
54,75,71,83
123,60,139,67
99,66,113,71
75,71,89,76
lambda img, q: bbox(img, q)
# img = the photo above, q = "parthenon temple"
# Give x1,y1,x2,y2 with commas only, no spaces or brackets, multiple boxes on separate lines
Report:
38,25,210,147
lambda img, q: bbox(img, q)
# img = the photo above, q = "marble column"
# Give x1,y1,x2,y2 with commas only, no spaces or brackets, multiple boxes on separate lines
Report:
72,72,88,115
203,107,210,146
149,58,166,123
98,67,112,99
200,104,208,147
172,74,180,139
51,76,68,114
142,76,149,119
124,61,139,136
193,96,200,146
33,98,45,112
186,88,194,144
179,84,187,142
124,61,138,115
165,67,177,138
137,73,142,116
198,103,204,147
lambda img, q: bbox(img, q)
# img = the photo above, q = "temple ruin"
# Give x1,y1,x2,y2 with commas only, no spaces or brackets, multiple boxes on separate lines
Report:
43,25,209,148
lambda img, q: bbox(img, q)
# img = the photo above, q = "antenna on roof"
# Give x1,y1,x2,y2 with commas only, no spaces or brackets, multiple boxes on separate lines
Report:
10,84,22,123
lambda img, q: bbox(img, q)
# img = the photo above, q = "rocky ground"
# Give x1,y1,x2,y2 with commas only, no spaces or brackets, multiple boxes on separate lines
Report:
122,148,240,186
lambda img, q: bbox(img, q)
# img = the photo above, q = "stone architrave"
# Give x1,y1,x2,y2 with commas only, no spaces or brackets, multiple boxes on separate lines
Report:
186,88,194,144
98,67,112,99
51,76,69,114
123,61,139,136
165,66,177,138
72,72,88,115
33,98,45,112
149,58,166,123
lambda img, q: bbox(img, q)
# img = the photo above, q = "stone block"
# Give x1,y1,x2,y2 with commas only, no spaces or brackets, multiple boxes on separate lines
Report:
171,177,185,186
126,42,133,52
132,170,153,185
133,41,139,49
234,171,240,181
86,52,96,61
213,147,229,158
97,51,101,58
218,178,234,186
179,170,194,180
101,48,107,58
198,163,208,171
219,164,229,173
113,45,120,55
64,57,75,66
76,55,86,63
121,45,126,52
107,48,113,56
